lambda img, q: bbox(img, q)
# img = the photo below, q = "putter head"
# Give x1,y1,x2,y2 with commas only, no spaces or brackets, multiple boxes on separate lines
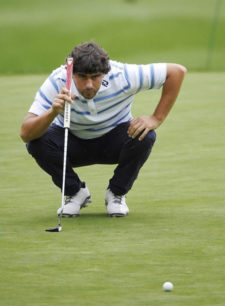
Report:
45,226,62,232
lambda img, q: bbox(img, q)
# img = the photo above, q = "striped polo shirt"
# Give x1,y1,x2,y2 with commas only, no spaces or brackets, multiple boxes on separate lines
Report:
29,60,167,139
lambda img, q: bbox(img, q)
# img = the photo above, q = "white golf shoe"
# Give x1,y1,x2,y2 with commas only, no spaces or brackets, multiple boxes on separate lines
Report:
57,185,91,217
105,189,129,217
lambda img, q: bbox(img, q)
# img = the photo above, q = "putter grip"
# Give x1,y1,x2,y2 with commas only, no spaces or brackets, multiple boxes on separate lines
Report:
64,57,73,128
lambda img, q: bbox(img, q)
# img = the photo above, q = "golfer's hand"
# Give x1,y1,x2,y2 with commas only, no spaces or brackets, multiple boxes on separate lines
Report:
52,87,75,114
128,115,161,141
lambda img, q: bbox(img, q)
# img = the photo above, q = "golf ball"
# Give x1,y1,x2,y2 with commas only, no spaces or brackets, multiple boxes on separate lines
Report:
163,281,174,292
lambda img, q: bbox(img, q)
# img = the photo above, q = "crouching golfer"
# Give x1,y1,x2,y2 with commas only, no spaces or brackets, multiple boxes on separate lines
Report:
20,41,186,217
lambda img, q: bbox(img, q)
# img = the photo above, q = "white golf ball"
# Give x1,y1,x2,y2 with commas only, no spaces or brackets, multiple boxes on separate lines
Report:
163,281,174,292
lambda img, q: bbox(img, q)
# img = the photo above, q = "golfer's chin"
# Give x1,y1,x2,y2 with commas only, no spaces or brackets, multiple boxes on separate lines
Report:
82,91,97,100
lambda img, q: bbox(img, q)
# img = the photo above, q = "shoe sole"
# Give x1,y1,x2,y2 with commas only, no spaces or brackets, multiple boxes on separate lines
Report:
108,213,128,217
58,196,91,217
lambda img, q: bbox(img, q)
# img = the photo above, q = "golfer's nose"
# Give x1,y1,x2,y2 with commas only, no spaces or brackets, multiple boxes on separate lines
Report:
85,78,94,89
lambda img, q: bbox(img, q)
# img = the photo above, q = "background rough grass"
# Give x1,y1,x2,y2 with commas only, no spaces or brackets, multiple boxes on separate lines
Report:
0,0,225,73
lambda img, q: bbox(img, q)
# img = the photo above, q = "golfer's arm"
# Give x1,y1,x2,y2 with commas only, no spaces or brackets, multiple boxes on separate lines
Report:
153,63,187,124
20,109,58,143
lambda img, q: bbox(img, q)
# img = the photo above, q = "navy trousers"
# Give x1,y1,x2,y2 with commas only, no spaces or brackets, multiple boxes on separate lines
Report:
27,122,156,196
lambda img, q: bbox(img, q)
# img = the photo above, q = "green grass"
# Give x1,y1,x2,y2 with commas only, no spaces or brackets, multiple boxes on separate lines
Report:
0,72,224,305
0,0,225,74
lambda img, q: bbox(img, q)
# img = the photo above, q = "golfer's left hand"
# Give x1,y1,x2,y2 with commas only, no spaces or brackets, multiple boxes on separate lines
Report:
128,115,161,141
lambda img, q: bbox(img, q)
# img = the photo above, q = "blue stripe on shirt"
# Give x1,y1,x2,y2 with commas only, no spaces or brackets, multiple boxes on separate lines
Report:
70,103,131,126
149,64,155,89
51,67,66,83
71,94,133,116
137,65,143,92
94,85,130,103
71,108,90,115
109,72,121,80
49,76,59,93
87,109,131,131
124,64,131,89
50,70,66,83
98,95,133,114
56,78,66,83
39,89,52,106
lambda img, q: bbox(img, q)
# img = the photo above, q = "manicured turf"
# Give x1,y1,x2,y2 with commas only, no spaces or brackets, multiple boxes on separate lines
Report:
0,73,224,305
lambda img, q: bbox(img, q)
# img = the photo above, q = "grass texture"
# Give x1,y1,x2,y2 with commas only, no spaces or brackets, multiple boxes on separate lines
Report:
0,72,224,305
0,0,225,74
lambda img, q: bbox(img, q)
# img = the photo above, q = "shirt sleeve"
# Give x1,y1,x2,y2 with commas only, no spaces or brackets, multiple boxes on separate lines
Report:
28,66,66,115
123,63,167,94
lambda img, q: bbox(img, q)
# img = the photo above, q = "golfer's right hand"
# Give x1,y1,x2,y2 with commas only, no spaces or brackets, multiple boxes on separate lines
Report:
52,87,75,114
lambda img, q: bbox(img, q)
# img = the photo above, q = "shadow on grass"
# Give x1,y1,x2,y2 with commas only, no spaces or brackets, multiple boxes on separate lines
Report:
26,211,128,226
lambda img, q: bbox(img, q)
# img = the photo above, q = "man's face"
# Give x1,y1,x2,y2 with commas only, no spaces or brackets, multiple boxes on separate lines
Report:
73,73,104,99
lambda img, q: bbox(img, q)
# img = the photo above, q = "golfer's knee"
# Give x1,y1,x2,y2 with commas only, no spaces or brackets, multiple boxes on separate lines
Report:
141,130,156,149
26,139,42,157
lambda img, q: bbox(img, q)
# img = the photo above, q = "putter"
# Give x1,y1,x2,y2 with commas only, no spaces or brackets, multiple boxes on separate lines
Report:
46,57,74,232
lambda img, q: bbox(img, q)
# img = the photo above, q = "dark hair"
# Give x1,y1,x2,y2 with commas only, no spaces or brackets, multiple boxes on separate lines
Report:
68,42,111,74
